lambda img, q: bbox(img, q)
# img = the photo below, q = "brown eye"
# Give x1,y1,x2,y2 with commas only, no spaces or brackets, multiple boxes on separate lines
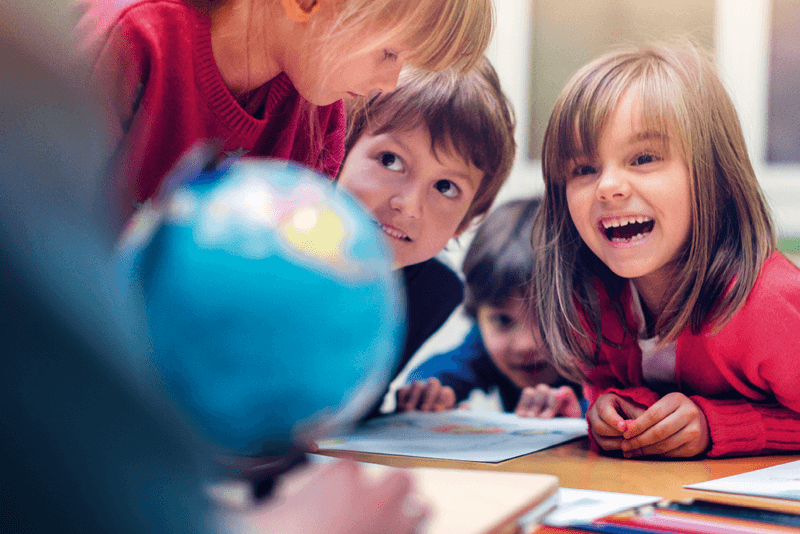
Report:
491,313,515,329
378,152,403,171
572,165,597,177
435,179,460,198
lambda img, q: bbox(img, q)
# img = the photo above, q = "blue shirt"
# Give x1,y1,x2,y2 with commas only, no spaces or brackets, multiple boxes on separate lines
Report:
407,324,586,414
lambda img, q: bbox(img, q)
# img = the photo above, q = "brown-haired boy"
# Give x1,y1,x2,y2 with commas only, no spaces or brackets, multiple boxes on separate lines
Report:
337,56,517,417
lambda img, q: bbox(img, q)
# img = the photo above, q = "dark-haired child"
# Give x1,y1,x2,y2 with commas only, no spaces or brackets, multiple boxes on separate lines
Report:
396,198,586,417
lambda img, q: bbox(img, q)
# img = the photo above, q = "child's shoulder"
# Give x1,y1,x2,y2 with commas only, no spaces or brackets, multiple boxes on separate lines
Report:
77,0,195,54
78,0,193,35
748,251,800,303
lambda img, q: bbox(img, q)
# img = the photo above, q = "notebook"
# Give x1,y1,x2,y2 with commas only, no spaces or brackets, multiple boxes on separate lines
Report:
211,460,560,533
359,464,560,534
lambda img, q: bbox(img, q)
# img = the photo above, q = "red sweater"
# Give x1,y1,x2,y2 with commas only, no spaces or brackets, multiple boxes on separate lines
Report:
586,251,800,457
76,0,346,230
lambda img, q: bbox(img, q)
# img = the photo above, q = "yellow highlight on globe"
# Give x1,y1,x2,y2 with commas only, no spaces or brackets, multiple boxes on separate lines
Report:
282,205,346,264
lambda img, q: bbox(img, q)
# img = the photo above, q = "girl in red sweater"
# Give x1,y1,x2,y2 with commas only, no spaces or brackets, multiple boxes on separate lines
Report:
76,0,494,231
532,41,800,458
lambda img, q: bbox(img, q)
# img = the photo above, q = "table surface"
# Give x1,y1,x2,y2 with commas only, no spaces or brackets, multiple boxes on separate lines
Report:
319,437,800,517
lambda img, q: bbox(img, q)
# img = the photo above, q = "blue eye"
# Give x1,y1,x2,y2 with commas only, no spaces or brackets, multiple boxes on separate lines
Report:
379,152,404,171
435,179,460,198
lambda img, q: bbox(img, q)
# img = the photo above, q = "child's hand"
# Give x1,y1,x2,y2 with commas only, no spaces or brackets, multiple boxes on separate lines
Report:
222,460,429,534
515,384,582,418
395,378,456,412
586,393,645,451
619,392,710,458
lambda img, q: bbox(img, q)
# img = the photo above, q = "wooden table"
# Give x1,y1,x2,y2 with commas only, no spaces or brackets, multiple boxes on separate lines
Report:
320,437,800,517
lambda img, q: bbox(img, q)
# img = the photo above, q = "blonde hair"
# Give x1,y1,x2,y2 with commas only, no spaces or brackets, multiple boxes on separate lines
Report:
532,40,775,380
343,56,516,232
311,0,494,74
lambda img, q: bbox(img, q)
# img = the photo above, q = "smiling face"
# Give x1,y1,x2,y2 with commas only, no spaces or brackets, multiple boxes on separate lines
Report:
476,295,559,390
564,90,692,307
337,126,482,268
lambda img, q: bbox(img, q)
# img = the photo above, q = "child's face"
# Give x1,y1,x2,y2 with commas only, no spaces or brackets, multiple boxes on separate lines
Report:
337,125,482,268
293,22,408,105
564,90,692,296
476,296,559,390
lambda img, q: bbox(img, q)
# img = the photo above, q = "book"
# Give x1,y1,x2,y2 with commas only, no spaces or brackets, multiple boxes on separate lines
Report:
317,410,588,462
358,464,560,534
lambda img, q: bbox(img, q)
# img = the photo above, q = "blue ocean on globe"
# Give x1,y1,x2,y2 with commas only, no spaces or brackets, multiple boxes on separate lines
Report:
117,159,404,455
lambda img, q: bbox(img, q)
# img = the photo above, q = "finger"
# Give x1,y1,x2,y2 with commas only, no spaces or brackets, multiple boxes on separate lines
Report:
540,386,576,419
660,439,707,458
420,379,442,411
623,396,680,439
621,411,688,457
434,386,456,412
514,387,535,417
598,398,628,434
587,398,625,439
622,429,687,458
399,381,425,412
395,386,411,410
538,392,559,419
554,387,582,418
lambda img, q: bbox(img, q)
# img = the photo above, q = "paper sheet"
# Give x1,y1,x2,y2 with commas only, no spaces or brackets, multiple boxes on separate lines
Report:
317,411,588,462
684,458,800,501
536,488,661,526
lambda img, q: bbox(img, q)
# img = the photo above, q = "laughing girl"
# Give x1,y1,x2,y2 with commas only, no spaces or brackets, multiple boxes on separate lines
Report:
532,41,800,458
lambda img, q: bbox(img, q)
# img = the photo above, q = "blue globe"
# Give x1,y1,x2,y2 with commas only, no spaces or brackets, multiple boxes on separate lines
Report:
117,159,404,456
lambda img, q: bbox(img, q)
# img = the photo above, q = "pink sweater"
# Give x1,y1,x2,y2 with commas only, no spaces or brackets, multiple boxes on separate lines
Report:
586,251,800,457
76,0,346,229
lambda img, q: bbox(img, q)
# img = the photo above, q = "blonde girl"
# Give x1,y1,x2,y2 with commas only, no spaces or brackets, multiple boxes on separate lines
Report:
76,0,494,230
533,41,800,458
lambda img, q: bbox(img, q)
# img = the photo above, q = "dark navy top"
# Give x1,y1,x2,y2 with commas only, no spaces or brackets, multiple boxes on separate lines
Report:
407,324,587,414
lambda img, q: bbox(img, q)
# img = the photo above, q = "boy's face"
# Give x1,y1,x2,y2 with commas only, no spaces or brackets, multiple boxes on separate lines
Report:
476,295,560,390
337,125,482,268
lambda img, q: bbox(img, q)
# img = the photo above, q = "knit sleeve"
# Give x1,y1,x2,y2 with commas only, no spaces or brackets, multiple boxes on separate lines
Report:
76,1,150,152
319,99,346,177
691,396,800,457
405,327,485,405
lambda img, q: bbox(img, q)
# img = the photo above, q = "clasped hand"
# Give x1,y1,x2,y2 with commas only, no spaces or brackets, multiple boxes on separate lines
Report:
587,392,710,458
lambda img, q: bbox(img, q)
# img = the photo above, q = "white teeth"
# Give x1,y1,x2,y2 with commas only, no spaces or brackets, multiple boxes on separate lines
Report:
378,223,409,241
610,232,648,243
601,215,653,229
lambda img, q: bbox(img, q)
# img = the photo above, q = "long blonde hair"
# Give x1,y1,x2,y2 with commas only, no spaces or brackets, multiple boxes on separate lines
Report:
532,41,775,380
311,0,494,74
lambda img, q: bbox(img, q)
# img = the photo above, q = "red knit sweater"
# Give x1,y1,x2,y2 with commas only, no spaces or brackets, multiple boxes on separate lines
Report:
586,251,800,457
76,0,346,230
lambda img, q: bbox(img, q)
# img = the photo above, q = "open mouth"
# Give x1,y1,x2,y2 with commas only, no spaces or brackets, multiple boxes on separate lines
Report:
377,222,411,242
600,216,654,243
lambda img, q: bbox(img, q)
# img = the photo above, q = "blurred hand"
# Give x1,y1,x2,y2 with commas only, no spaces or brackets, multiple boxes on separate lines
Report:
586,393,646,452
515,384,581,418
395,378,456,413
219,460,429,534
619,392,710,458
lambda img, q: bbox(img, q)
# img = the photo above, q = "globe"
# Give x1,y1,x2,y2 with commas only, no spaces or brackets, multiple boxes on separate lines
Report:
117,158,404,456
